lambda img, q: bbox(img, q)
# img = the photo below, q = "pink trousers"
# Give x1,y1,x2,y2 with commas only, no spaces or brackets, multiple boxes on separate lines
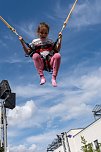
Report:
32,53,61,77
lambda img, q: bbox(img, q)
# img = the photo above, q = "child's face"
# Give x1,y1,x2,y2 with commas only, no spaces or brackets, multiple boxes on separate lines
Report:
38,26,49,40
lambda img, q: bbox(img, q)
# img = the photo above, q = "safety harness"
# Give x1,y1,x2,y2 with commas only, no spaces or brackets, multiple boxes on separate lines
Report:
26,40,59,72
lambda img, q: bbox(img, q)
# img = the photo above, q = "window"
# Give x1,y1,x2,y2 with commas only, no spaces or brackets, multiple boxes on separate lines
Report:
94,140,99,150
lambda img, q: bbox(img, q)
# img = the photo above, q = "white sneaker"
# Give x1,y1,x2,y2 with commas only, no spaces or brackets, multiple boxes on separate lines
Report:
51,79,57,87
40,77,46,85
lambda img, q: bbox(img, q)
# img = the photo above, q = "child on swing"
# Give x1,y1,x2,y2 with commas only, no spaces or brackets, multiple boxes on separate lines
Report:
19,22,62,87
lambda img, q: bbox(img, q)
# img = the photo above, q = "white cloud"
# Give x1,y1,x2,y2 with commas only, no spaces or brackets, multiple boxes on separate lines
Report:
12,83,61,102
8,130,62,152
61,103,92,121
52,0,101,28
71,0,101,28
7,66,101,129
26,131,55,144
26,130,62,152
9,144,37,152
47,66,101,121
17,21,36,39
7,100,37,127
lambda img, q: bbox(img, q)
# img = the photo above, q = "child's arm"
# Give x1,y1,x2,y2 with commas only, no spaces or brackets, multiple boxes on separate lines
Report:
19,36,31,55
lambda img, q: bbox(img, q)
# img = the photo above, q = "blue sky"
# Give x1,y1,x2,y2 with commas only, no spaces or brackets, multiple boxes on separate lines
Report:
0,0,101,151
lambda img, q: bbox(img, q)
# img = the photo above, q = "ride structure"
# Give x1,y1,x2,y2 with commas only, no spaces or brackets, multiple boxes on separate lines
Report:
0,80,16,152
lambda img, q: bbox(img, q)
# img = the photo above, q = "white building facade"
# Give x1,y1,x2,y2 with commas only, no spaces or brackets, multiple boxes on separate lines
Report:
47,118,101,152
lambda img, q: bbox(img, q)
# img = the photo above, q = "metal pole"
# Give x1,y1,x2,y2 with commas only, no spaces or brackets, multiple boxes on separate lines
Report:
61,133,67,152
0,100,2,147
0,99,4,149
65,133,71,152
2,102,7,152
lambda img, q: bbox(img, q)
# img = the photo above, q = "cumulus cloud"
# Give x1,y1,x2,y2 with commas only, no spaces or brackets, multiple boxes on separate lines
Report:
8,130,62,152
6,62,101,152
7,66,101,130
9,144,37,152
26,130,63,152
7,100,37,127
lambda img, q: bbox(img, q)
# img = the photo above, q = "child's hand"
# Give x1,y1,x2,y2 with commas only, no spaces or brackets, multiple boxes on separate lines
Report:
19,36,23,41
58,32,62,39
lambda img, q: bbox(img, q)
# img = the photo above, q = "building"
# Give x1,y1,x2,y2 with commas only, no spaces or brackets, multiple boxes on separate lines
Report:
47,106,101,152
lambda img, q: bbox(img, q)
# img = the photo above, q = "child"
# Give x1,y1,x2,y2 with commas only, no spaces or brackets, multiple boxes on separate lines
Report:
19,22,62,87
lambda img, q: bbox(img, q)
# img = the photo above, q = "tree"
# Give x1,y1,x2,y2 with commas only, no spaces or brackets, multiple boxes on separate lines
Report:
81,136,101,152
0,146,4,152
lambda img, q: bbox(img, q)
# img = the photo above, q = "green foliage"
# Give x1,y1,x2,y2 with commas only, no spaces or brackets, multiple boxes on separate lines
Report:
81,136,101,152
81,136,93,152
0,146,4,152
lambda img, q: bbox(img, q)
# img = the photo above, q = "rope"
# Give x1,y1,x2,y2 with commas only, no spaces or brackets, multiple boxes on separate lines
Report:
60,0,78,33
0,16,19,36
0,16,29,47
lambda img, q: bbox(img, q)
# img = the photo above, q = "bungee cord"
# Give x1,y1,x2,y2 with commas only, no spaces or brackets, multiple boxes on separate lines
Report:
0,0,78,48
0,16,30,47
60,0,78,33
0,16,19,36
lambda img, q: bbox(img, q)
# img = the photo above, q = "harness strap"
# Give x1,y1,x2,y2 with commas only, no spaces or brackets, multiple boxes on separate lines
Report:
27,43,53,57
41,55,52,73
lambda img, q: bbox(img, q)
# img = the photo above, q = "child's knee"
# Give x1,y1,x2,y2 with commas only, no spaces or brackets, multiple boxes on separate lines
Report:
32,53,40,60
54,53,61,60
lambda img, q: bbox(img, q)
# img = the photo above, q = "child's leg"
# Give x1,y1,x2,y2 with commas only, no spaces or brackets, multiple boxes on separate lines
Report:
50,53,61,87
32,53,46,85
